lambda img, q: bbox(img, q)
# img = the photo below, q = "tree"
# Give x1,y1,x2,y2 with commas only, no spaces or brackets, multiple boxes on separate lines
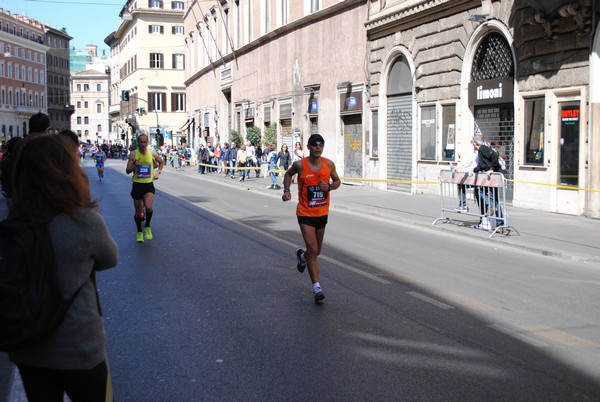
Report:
230,130,243,148
246,126,261,147
264,122,277,148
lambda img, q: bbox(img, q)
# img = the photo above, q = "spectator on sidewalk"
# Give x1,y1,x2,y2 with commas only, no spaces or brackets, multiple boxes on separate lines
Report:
471,134,503,229
8,134,119,402
221,142,231,176
452,135,480,213
267,145,280,189
197,144,209,174
277,144,291,173
237,144,248,182
214,143,222,173
229,142,238,179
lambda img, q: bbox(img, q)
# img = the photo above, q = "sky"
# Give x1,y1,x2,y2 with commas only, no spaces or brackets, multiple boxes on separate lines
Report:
2,0,124,55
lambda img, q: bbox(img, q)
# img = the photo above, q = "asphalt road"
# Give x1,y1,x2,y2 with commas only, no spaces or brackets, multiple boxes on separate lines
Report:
2,161,600,401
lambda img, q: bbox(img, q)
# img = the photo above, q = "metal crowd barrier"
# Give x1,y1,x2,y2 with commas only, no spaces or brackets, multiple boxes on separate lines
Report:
432,169,518,238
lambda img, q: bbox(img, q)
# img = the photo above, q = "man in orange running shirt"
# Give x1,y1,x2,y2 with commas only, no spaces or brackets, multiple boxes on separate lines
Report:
282,134,341,302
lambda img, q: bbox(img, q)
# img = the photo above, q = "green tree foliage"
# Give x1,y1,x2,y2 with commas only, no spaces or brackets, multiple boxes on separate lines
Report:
264,122,277,149
246,126,262,147
230,130,243,148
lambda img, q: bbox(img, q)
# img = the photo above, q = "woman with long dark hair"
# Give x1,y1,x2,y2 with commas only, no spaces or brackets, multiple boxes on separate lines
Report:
8,134,119,402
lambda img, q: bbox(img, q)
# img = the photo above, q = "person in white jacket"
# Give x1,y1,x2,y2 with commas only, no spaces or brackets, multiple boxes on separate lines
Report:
451,134,482,212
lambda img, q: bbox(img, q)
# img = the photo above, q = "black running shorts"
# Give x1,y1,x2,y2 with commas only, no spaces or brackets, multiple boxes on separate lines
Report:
130,182,155,200
297,215,328,229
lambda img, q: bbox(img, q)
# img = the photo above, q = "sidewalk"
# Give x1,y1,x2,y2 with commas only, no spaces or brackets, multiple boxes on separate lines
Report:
172,163,600,265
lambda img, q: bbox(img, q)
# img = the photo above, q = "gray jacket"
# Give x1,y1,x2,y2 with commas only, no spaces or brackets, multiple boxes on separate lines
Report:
9,208,119,370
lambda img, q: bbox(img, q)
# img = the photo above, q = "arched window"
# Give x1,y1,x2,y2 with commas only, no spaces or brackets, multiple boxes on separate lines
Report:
471,32,513,81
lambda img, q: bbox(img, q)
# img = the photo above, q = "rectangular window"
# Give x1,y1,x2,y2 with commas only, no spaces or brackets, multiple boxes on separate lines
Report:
172,54,184,69
172,26,184,35
148,92,166,112
524,98,545,165
171,93,185,111
77,84,81,91
150,53,164,68
149,25,164,34
419,105,436,160
310,0,319,13
246,0,253,43
442,105,456,161
84,101,89,108
96,103,102,113
371,110,378,158
172,1,184,9
77,116,81,124
559,102,580,186
96,83,102,91
84,117,89,124
84,84,90,91
262,0,270,34
150,0,163,8
76,101,81,108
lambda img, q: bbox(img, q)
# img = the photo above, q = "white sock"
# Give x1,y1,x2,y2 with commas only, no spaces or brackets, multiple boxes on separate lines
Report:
313,282,321,292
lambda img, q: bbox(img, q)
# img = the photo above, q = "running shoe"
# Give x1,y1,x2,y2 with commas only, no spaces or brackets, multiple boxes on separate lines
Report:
136,232,144,243
296,248,306,273
145,226,153,240
313,287,325,302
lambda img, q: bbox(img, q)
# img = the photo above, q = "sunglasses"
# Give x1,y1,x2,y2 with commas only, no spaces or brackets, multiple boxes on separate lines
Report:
309,141,324,147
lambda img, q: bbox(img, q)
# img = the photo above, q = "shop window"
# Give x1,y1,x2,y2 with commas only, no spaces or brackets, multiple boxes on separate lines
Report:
419,105,435,160
559,102,580,187
442,105,456,161
524,98,544,165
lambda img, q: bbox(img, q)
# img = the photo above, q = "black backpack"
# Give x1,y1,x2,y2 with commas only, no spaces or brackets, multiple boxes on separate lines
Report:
0,217,83,352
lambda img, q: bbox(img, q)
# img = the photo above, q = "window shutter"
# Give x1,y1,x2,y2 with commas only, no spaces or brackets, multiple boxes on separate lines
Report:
148,0,152,7
148,93,154,111
148,25,152,33
171,93,176,112
160,26,164,34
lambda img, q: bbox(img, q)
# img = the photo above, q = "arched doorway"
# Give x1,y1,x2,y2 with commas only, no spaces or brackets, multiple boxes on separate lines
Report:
469,32,515,201
386,56,413,192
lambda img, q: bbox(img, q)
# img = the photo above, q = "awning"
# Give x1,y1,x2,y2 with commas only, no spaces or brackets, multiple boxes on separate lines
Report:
179,118,194,131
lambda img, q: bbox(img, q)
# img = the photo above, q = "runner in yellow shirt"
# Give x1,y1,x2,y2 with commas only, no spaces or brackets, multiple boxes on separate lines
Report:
126,134,165,242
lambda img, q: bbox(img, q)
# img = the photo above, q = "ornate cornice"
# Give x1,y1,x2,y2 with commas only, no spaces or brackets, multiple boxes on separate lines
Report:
366,0,478,38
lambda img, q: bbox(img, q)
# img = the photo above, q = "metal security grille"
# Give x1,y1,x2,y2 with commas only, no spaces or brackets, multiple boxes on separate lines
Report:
387,95,412,192
474,105,514,202
343,114,363,178
471,33,514,81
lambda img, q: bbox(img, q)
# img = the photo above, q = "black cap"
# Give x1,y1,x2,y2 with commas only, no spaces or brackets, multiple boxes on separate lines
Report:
307,134,324,146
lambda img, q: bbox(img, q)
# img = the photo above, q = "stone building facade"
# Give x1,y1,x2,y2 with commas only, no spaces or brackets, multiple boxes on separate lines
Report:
45,26,73,133
181,0,599,217
366,0,600,217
